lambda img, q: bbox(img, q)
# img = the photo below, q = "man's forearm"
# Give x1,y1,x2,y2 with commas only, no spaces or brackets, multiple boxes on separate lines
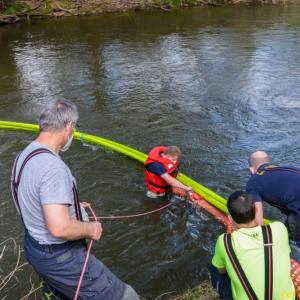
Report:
44,204,102,241
161,174,191,191
172,179,191,191
255,202,264,225
55,219,95,241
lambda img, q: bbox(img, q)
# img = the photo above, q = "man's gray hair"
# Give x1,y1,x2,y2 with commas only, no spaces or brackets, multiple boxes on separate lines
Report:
39,100,79,132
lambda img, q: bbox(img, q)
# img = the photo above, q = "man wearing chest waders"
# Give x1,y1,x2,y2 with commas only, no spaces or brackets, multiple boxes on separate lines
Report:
11,100,139,300
246,151,300,260
211,191,294,300
144,145,192,198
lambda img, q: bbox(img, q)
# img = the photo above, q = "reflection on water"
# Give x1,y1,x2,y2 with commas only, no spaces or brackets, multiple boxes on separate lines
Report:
1,5,300,298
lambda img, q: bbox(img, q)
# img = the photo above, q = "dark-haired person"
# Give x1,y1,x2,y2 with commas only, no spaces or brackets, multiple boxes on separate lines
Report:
211,191,294,300
247,150,300,246
144,145,192,198
11,100,139,299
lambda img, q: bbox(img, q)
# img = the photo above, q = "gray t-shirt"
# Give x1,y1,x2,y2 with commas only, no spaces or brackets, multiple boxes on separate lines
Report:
13,141,87,244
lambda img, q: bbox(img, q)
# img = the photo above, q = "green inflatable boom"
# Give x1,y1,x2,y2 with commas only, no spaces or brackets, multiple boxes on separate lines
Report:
0,120,270,224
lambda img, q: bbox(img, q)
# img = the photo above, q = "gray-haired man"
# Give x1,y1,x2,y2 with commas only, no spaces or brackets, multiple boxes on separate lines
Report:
11,100,139,299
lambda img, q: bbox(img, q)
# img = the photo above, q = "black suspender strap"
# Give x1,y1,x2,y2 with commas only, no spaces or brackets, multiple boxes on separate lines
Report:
11,148,83,222
11,152,21,215
72,183,83,221
224,234,259,300
261,225,273,300
11,148,53,220
224,225,274,300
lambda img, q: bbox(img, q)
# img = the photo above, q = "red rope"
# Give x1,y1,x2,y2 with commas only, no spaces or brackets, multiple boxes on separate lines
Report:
74,202,171,299
89,202,172,220
74,192,227,298
73,191,300,298
73,204,97,300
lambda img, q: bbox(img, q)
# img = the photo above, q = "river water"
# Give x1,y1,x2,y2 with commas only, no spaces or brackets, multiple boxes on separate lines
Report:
1,6,300,299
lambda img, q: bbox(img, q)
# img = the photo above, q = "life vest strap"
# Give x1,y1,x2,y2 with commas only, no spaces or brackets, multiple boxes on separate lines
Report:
146,180,171,190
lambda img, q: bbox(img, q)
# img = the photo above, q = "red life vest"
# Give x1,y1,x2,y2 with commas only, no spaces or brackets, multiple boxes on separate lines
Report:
144,146,179,194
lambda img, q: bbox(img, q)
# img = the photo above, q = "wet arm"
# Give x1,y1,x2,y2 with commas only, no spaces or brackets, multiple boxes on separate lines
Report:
161,173,192,192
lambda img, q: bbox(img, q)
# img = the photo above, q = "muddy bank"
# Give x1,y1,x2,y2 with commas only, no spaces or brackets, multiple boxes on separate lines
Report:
1,0,299,24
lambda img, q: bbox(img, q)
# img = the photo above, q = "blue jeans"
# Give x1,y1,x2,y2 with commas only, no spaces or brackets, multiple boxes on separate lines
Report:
210,265,233,300
24,230,127,300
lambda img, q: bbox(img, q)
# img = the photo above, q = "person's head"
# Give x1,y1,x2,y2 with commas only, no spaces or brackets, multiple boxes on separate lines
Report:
227,191,256,225
248,151,270,175
164,146,181,163
39,100,78,151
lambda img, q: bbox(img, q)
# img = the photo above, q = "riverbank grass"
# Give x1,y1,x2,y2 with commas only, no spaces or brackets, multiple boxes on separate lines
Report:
170,280,219,300
1,0,300,24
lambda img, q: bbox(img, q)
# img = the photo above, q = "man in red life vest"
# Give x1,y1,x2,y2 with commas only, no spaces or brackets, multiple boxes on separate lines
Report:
144,146,192,198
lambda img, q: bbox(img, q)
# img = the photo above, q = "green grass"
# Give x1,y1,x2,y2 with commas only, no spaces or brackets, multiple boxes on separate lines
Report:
44,0,53,12
4,4,17,13
170,0,182,6
2,1,31,14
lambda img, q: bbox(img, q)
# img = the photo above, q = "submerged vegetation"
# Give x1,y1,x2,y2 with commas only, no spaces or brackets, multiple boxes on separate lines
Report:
170,281,219,300
0,237,218,299
0,231,218,299
0,238,219,300
0,238,43,299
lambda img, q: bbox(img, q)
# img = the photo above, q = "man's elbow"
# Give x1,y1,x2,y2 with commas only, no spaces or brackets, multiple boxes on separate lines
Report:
48,223,69,239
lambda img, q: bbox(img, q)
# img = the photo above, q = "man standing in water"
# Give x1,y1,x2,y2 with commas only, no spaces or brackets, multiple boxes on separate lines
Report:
246,151,300,246
144,145,192,198
11,100,139,299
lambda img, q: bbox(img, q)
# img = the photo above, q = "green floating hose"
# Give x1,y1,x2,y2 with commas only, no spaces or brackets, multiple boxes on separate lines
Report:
0,120,271,223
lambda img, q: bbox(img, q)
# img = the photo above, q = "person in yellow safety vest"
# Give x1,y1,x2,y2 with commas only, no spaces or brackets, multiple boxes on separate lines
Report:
144,146,192,198
211,191,295,300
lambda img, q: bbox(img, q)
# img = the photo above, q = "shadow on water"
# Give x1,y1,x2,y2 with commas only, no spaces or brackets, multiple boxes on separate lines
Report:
1,5,300,298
